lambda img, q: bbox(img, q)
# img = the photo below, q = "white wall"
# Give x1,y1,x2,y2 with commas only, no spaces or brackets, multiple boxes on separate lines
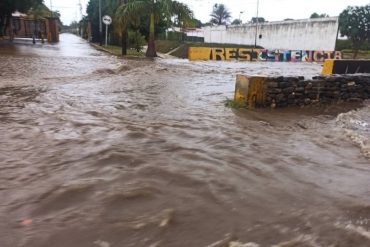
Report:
201,17,339,51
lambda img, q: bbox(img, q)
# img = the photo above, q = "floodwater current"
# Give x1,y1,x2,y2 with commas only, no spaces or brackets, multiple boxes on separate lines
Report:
0,34,370,247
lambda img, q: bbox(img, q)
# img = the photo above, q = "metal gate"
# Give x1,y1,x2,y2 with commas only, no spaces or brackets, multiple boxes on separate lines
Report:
11,17,47,39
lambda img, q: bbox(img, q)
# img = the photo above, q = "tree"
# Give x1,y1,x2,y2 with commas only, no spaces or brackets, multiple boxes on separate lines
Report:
310,12,329,18
192,18,202,28
0,0,42,37
210,4,231,25
251,17,265,23
171,1,193,28
339,5,370,58
231,19,242,25
116,0,193,57
87,0,124,50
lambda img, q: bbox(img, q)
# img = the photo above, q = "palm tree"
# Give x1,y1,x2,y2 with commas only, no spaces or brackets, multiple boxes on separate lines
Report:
210,4,231,25
171,1,193,28
116,0,193,57
116,0,171,57
115,0,135,56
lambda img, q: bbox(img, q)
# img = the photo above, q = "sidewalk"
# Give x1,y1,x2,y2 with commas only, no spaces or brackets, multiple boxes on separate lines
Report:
90,42,175,59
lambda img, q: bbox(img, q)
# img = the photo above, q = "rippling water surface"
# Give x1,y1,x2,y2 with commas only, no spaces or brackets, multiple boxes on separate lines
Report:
1,34,370,247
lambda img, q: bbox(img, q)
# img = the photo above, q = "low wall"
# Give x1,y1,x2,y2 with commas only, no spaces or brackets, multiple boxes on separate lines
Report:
235,74,370,108
5,17,59,42
188,47,342,62
322,59,370,75
202,17,339,51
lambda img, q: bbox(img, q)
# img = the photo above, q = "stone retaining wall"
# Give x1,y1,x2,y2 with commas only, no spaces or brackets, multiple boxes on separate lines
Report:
235,75,370,108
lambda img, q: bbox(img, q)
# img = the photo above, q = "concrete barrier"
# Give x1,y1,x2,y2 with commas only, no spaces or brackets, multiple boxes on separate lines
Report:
322,59,370,75
234,74,370,108
234,75,267,108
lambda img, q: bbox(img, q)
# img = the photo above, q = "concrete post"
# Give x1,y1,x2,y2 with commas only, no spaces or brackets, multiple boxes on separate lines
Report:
47,17,59,43
234,75,267,108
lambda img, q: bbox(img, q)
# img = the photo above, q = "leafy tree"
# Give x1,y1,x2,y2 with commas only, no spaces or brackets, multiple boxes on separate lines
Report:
116,0,193,57
128,29,145,51
310,12,329,18
86,0,102,42
339,5,370,58
171,1,193,28
116,0,170,57
231,19,242,25
86,0,124,49
0,0,43,36
251,17,265,23
52,10,61,19
210,4,231,25
192,18,202,28
0,0,43,17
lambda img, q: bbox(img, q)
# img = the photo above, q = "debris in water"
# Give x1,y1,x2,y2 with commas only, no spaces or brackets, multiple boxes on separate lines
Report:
20,218,33,226
229,241,260,247
93,240,110,247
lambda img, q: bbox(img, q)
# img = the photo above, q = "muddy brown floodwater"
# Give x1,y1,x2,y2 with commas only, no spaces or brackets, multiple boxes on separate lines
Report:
1,34,370,247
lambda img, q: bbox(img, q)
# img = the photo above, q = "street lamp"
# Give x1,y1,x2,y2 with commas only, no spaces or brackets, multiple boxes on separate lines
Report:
254,0,259,48
239,11,244,24
99,0,102,46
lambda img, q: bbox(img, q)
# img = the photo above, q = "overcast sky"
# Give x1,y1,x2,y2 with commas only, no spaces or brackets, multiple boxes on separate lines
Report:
47,0,370,25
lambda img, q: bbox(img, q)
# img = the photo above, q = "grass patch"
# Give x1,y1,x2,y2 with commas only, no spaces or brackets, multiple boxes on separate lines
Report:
155,40,182,54
101,44,144,57
92,44,145,57
224,98,247,109
168,43,187,58
341,49,370,54
341,50,370,59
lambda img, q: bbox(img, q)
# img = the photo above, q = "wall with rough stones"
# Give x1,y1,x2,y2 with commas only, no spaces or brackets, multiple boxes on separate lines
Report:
235,75,370,108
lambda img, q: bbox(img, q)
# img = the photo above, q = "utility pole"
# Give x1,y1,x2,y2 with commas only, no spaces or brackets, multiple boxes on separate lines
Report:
78,0,83,37
79,0,83,18
254,0,259,48
50,0,53,17
99,0,102,46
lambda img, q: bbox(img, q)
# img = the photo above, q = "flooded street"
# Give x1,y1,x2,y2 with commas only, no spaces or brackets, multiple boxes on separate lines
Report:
1,34,370,247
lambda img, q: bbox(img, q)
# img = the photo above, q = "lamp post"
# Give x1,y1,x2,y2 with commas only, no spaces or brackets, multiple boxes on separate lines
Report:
239,11,244,24
254,0,259,48
99,0,102,46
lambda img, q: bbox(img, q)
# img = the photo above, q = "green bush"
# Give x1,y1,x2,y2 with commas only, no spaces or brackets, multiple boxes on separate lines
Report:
128,30,146,52
224,98,247,109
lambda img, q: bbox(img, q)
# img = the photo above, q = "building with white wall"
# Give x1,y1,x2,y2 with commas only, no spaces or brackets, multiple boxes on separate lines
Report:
199,17,339,51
